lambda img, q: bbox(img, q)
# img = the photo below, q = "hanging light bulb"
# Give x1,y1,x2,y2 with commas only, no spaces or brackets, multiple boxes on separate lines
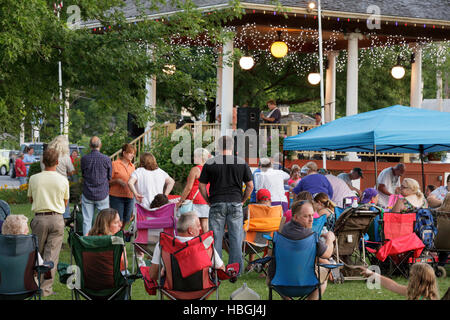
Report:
270,31,288,58
239,56,255,70
163,64,176,75
308,72,321,85
307,1,316,12
391,56,405,79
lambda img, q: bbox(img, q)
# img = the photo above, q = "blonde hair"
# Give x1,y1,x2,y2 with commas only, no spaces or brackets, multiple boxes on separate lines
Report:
48,135,70,157
305,161,318,173
403,178,424,201
193,148,210,164
2,215,29,235
314,192,336,210
407,263,439,300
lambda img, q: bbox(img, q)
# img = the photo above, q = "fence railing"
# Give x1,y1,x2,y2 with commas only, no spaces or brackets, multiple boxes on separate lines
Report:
109,121,408,162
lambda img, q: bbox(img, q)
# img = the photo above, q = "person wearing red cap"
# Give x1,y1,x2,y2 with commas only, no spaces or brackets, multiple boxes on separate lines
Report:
256,189,271,203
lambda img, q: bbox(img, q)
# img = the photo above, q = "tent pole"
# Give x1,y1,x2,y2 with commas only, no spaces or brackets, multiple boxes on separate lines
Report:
419,145,426,194
374,145,378,190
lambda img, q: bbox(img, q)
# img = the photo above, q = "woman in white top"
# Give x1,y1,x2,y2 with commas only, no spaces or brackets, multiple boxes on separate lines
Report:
128,152,175,210
254,157,290,213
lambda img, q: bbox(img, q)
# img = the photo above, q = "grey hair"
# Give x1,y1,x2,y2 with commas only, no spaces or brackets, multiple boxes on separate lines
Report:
259,157,272,172
89,136,101,149
1,215,28,235
176,211,199,233
48,135,70,157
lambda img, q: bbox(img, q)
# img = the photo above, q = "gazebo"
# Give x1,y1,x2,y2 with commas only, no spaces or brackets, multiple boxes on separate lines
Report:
82,0,450,136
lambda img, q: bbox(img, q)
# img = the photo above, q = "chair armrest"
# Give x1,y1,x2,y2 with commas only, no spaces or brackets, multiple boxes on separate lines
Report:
262,234,273,241
35,261,54,273
318,263,343,269
249,256,273,266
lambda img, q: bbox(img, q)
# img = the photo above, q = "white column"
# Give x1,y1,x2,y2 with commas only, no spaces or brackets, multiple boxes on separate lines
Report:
410,45,423,108
144,75,157,146
220,38,234,136
63,88,70,137
325,51,337,122
215,48,223,123
345,33,362,116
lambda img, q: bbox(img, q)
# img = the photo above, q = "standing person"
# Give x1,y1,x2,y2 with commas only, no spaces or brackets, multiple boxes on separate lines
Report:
292,161,333,199
376,163,405,209
260,100,281,124
337,167,363,195
80,136,112,236
427,175,450,208
198,135,254,275
314,112,322,126
325,173,357,208
288,165,302,187
44,135,75,221
15,152,27,186
176,148,211,232
128,152,175,210
109,144,136,230
254,157,290,213
28,148,69,296
23,146,36,176
70,150,79,164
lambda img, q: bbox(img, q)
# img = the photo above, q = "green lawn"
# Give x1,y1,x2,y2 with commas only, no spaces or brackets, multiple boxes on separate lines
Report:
9,204,450,300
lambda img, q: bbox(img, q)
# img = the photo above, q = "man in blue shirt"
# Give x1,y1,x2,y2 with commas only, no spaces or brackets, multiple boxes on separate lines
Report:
80,136,112,235
292,161,333,199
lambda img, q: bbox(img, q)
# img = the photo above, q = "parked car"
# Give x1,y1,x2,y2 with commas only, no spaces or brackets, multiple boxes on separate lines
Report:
0,149,10,176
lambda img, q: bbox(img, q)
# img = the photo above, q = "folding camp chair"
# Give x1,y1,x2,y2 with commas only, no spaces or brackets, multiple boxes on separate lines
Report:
151,230,237,300
0,234,53,300
131,202,177,271
365,212,425,278
58,230,139,300
242,204,282,273
0,199,11,232
268,232,342,300
333,204,382,281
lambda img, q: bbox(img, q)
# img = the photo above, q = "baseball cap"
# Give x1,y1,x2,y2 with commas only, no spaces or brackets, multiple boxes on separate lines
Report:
257,189,271,202
361,188,378,204
353,167,363,178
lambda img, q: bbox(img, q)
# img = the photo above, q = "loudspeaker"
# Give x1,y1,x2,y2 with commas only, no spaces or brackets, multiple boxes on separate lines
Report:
127,113,144,138
237,107,260,133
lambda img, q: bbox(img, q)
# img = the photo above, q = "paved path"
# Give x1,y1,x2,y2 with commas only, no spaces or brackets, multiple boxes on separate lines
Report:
0,175,21,189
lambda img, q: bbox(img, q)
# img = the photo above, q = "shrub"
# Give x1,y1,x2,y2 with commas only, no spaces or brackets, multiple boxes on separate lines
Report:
28,161,42,178
0,184,29,204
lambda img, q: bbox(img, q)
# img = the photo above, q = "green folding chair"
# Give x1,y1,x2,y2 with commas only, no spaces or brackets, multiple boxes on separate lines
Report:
58,231,140,300
0,234,53,300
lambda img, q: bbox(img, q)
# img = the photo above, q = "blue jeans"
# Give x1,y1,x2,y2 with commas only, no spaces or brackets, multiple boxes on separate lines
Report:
109,195,135,224
209,202,244,275
81,194,109,235
18,177,27,186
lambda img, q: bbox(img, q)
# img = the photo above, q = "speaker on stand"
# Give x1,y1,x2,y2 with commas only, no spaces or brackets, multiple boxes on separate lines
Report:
127,113,145,138
236,107,260,159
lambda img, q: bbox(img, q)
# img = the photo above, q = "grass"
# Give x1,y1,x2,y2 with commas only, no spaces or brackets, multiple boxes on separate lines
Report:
9,204,450,300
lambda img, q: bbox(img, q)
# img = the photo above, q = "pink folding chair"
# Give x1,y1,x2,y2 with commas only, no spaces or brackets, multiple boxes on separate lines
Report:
132,203,177,271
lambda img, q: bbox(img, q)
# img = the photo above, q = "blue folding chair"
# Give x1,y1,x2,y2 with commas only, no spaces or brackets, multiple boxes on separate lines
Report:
312,215,327,235
0,234,53,300
269,232,342,300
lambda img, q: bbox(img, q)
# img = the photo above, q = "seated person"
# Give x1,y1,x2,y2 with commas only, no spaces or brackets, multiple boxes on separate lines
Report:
284,191,318,223
360,188,379,205
391,178,427,213
136,193,170,267
148,211,225,280
425,185,436,198
266,200,336,300
88,208,127,272
358,263,439,300
313,192,336,231
427,175,450,208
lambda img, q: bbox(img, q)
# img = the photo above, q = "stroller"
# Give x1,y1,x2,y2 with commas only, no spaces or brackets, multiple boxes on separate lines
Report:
429,210,450,278
333,204,382,282
0,199,11,232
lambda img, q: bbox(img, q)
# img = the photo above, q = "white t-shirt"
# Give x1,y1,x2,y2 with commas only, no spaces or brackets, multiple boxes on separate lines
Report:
254,168,290,203
376,167,401,208
430,186,449,202
337,172,351,185
151,235,224,268
131,167,170,210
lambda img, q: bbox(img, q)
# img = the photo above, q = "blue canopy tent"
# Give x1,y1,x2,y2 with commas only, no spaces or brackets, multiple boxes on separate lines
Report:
283,105,450,191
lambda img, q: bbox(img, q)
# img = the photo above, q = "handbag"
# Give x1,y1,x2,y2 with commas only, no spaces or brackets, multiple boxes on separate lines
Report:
178,189,200,215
